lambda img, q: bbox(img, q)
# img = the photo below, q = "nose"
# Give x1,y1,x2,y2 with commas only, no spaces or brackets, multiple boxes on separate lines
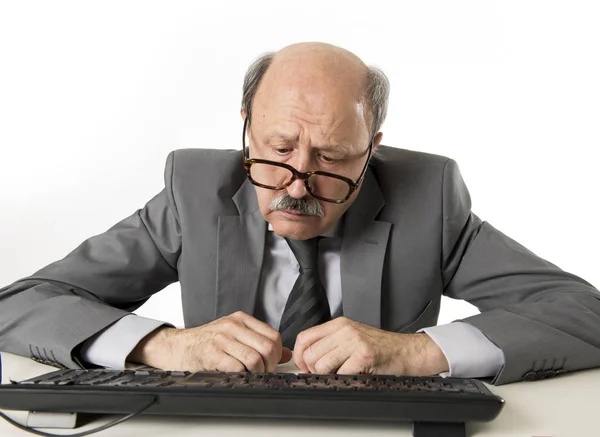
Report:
286,155,312,199
286,178,308,199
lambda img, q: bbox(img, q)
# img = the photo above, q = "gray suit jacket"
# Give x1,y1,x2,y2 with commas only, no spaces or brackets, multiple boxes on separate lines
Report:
1,146,599,384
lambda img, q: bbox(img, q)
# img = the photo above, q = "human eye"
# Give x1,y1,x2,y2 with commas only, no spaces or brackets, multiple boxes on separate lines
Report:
320,154,336,163
273,146,292,156
318,151,343,164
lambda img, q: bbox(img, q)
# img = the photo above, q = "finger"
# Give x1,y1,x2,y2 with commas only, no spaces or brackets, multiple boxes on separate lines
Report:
231,312,282,344
232,312,291,370
279,347,293,364
303,335,340,374
294,319,343,372
214,353,247,373
221,339,266,372
230,312,286,361
312,347,352,374
228,324,280,372
336,356,366,375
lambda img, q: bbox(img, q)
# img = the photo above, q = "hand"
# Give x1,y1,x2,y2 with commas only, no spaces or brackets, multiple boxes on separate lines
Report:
128,311,293,372
293,317,449,376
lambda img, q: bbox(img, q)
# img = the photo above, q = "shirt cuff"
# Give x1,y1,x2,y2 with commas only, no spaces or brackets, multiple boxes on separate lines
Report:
420,322,505,378
78,315,168,369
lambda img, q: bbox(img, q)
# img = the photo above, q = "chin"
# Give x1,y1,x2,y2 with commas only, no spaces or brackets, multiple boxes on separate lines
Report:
270,218,323,240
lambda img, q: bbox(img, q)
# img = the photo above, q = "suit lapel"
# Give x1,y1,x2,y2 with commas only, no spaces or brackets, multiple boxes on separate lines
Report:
341,169,391,329
215,180,266,318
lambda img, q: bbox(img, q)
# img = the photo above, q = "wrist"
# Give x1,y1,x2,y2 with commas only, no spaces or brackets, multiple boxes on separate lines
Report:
128,326,176,367
413,332,449,375
391,333,449,376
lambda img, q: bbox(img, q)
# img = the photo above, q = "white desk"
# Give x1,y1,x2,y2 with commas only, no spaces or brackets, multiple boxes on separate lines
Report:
1,351,597,437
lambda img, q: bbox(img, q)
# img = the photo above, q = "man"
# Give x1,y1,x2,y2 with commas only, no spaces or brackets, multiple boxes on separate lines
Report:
1,42,599,385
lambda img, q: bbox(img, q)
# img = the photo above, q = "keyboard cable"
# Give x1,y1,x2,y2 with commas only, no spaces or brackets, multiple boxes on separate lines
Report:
0,396,158,437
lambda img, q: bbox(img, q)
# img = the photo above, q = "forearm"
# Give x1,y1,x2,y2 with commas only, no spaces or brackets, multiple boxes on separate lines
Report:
405,333,449,376
128,325,177,368
0,280,130,368
445,217,600,384
465,299,600,385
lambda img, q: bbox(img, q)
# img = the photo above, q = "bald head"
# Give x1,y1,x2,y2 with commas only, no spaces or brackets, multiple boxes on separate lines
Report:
242,42,389,139
268,42,368,96
251,43,371,145
275,41,366,66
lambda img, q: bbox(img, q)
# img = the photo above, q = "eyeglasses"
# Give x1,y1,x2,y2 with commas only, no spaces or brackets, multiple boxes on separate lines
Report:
242,118,373,204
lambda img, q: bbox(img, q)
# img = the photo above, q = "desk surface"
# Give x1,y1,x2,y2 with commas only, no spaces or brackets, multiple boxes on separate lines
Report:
1,352,596,437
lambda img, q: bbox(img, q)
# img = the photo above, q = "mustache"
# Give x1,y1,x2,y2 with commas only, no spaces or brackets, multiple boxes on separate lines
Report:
269,193,325,217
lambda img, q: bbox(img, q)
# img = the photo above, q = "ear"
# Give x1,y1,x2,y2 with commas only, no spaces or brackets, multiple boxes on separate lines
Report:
241,109,247,121
373,132,383,151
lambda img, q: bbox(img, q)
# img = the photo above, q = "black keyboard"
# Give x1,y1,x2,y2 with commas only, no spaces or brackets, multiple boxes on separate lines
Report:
0,369,504,435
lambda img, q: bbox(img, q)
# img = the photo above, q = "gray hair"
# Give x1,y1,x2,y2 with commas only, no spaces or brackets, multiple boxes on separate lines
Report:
241,52,390,139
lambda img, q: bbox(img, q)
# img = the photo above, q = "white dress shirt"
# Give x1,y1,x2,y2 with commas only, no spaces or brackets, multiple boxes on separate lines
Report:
81,225,505,378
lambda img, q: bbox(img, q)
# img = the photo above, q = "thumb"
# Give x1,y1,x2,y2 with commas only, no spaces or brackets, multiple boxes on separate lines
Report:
278,347,293,364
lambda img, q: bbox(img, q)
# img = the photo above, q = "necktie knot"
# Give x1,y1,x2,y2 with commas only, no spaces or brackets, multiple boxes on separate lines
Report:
284,237,319,271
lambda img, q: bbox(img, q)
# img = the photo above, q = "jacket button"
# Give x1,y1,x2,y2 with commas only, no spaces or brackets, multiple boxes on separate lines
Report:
523,371,538,381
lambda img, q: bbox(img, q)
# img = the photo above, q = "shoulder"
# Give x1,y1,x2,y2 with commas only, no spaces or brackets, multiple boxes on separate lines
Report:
162,148,247,211
370,145,453,191
371,145,450,171
168,148,243,177
369,145,469,223
166,148,245,187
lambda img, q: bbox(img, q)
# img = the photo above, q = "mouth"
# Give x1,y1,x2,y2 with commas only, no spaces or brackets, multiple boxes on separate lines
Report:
280,209,314,218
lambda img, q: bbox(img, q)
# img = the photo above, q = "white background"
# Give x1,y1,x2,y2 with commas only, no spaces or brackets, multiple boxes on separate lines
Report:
0,1,598,329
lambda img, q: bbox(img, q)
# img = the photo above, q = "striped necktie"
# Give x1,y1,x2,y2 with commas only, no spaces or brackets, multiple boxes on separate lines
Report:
279,237,331,350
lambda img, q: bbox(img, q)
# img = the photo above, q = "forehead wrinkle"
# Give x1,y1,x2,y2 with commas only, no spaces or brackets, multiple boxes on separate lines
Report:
259,114,362,153
263,130,298,144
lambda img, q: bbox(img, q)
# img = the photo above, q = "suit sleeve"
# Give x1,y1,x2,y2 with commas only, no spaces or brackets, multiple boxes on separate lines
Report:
0,152,181,369
441,158,600,385
79,315,169,369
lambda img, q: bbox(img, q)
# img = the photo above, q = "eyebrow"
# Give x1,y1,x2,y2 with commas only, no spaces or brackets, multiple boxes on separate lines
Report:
263,132,352,154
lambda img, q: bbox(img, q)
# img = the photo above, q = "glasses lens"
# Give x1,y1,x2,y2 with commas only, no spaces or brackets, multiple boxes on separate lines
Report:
249,163,294,189
307,174,351,202
248,162,352,202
